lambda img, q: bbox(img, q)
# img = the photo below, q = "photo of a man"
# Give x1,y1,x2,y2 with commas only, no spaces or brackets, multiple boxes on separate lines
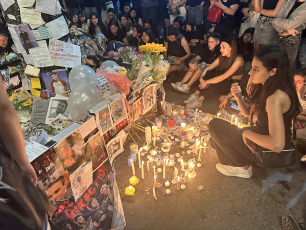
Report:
97,106,113,134
142,84,156,114
110,99,127,125
47,99,69,119
42,70,70,98
14,23,38,54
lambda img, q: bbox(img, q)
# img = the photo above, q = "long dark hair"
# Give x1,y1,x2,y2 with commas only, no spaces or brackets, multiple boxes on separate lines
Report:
129,7,140,25
217,37,237,73
88,13,106,38
164,25,183,43
250,45,301,116
141,29,155,44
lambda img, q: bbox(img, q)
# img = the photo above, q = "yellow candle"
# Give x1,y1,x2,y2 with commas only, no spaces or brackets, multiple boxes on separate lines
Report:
153,166,156,177
235,117,238,125
129,176,139,185
181,141,185,148
163,159,166,179
153,137,156,147
131,159,135,176
138,149,141,169
177,176,180,190
125,185,135,196
147,161,150,171
184,171,188,181
174,167,178,180
231,115,235,123
153,187,157,199
141,161,144,179
217,112,221,118
181,159,184,171
204,142,207,153
198,145,202,162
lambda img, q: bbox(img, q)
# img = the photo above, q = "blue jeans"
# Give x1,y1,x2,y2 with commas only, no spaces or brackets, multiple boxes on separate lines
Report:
186,6,203,26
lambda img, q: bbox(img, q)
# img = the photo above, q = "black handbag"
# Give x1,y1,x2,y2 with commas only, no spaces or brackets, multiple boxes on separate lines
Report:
0,146,49,229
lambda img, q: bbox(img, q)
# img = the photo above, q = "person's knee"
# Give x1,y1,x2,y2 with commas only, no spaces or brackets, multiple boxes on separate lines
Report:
208,118,224,136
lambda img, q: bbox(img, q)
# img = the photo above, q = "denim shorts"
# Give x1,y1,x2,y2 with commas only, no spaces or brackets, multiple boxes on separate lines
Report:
253,15,279,45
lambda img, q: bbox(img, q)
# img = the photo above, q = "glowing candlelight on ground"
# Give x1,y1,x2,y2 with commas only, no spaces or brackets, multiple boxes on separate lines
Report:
231,115,235,123
131,159,135,176
166,189,171,194
177,177,180,190
129,176,139,185
165,181,170,187
125,185,135,196
153,166,156,177
180,184,186,190
198,145,202,162
141,161,144,179
181,123,186,128
188,162,195,171
163,159,166,179
174,167,178,180
147,161,150,171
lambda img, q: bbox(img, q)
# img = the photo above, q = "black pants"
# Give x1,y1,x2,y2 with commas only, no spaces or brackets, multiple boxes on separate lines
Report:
198,79,232,99
208,118,258,167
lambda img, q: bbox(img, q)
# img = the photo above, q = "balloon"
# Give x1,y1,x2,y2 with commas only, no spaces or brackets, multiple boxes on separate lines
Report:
68,84,102,121
69,65,98,90
100,60,118,69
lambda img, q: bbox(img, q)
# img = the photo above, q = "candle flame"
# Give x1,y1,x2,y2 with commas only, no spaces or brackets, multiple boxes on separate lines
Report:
142,161,144,165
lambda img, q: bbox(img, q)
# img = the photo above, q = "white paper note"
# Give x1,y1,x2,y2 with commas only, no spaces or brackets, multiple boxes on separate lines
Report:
20,7,44,25
35,0,57,15
17,0,34,7
32,26,53,40
0,0,15,11
49,39,81,68
29,40,53,67
7,14,16,20
24,65,40,76
45,16,69,40
25,141,49,162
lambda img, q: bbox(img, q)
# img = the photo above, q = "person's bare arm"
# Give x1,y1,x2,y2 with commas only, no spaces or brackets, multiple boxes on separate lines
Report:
214,1,239,16
200,57,219,79
0,79,37,185
260,0,286,17
163,40,168,59
123,37,129,45
179,38,191,62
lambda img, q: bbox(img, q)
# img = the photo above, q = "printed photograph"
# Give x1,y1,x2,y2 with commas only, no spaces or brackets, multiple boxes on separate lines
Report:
97,106,113,134
110,98,127,126
14,23,39,54
106,134,123,163
45,170,72,201
45,97,69,124
41,70,70,97
142,84,156,114
54,131,85,173
132,97,143,121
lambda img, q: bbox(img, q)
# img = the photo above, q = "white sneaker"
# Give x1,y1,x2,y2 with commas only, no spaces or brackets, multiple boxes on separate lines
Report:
183,94,198,104
186,99,203,109
170,82,182,90
216,163,252,178
176,83,190,93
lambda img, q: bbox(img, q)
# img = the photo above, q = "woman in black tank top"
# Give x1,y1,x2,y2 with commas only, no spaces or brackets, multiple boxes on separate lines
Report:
208,45,301,178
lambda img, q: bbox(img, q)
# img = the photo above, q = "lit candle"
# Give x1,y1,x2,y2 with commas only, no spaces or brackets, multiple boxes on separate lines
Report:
153,137,156,147
163,159,166,179
174,167,178,180
131,159,135,176
204,142,207,153
181,123,186,128
153,187,157,199
152,126,156,137
141,161,144,179
129,176,139,185
125,185,135,196
147,161,150,171
165,181,170,187
198,145,202,162
235,117,238,125
181,159,184,171
217,112,221,118
188,162,195,171
184,171,188,181
181,141,185,148
153,166,156,177
231,115,235,123
177,176,180,190
200,136,204,145
195,109,198,120
138,149,141,169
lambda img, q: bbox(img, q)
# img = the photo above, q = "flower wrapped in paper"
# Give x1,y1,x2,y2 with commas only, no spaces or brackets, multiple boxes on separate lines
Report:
118,46,135,63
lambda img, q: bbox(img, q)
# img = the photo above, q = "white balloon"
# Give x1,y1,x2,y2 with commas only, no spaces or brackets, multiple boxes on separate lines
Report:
68,84,102,121
100,60,118,69
69,65,98,90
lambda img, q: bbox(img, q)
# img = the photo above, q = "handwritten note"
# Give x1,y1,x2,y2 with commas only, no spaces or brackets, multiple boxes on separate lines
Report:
25,65,40,76
25,141,49,162
17,0,34,7
0,0,15,11
35,0,57,15
29,40,52,67
49,39,81,68
32,26,53,40
20,7,44,26
45,16,69,40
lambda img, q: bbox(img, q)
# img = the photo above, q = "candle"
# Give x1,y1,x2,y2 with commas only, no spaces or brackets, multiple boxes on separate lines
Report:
217,112,221,118
184,171,188,181
145,126,152,145
177,176,180,190
131,159,135,176
125,185,135,196
166,189,171,195
141,161,144,179
235,117,238,125
153,137,156,147
129,176,139,185
153,166,156,177
181,159,184,171
198,145,202,162
204,142,207,153
180,184,186,190
181,123,186,128
195,109,198,120
200,136,204,145
188,162,195,171
181,141,185,148
165,181,170,187
147,161,150,171
156,120,162,128
174,167,178,180
153,187,157,199
168,118,174,127
231,115,235,123
138,149,141,169
153,175,157,188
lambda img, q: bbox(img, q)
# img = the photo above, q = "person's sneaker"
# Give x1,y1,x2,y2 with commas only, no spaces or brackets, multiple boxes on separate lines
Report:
216,163,252,178
176,83,190,93
186,98,203,109
183,94,198,104
170,82,182,90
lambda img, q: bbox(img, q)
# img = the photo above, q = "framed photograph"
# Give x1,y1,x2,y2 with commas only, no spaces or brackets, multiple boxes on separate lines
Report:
110,98,127,126
54,131,85,173
96,106,113,135
14,23,39,54
142,84,156,114
41,70,70,98
83,132,108,171
45,97,69,124
106,134,123,163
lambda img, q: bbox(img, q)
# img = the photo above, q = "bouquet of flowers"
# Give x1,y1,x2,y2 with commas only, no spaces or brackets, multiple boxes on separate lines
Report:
108,51,120,60
118,46,135,63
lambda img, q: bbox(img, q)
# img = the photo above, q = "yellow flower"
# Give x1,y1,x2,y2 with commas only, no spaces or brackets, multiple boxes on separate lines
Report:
22,99,33,107
139,43,166,54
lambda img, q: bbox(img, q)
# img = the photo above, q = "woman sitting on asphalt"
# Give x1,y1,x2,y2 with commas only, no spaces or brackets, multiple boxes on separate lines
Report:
209,45,301,178
164,25,191,79
184,37,245,109
171,32,221,93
